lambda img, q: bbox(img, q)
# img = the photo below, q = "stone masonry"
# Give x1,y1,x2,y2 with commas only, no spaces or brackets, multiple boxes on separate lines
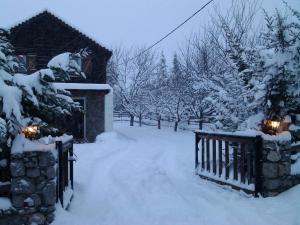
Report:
261,138,300,197
0,150,56,225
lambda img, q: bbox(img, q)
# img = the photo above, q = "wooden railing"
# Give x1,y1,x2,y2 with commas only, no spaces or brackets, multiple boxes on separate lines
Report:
56,138,74,209
195,131,262,196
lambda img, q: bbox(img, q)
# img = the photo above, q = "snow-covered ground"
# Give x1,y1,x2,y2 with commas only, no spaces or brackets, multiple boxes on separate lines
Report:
53,122,300,225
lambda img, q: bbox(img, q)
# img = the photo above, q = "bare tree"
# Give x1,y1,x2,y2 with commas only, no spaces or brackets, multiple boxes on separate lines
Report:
108,46,156,126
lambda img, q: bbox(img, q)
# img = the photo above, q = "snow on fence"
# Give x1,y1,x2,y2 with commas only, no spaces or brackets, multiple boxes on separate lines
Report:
56,138,75,210
195,131,262,196
113,112,213,131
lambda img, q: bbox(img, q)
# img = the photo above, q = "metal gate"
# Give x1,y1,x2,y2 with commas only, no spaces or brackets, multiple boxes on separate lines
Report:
56,138,75,209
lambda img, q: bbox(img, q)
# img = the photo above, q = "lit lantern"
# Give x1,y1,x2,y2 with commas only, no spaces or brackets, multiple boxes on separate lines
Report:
263,117,281,135
21,125,39,139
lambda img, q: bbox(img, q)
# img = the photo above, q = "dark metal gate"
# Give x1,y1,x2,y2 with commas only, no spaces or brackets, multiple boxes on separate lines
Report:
56,138,74,209
195,131,262,196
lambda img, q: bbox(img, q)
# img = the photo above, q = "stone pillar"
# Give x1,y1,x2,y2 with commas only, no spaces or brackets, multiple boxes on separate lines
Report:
9,150,56,225
261,138,291,197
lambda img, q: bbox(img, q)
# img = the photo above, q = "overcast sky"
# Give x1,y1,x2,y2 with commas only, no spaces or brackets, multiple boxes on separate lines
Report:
0,0,299,62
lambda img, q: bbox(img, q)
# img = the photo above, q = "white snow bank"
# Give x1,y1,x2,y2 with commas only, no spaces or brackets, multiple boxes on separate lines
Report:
0,197,12,210
11,134,55,154
195,129,262,138
291,153,300,175
195,129,291,142
47,53,72,70
242,112,265,130
95,132,117,143
53,122,300,225
261,131,291,142
53,82,112,91
12,133,74,154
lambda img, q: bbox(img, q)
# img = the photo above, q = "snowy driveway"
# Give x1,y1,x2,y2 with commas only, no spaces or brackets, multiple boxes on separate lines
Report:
54,122,300,225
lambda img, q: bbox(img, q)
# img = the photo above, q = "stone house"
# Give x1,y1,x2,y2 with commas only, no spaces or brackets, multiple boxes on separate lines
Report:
9,10,113,142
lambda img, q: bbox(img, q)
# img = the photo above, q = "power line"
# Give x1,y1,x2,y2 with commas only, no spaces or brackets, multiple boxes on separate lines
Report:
121,0,215,65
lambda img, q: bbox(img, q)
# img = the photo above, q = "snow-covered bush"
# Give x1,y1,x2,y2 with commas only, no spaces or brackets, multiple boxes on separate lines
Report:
0,28,86,145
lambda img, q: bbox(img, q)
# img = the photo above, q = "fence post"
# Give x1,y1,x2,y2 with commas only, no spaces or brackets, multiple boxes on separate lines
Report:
70,140,74,190
56,141,64,208
195,133,199,170
254,136,262,197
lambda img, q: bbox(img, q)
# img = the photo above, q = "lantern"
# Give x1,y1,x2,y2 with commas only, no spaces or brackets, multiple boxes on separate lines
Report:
262,117,281,135
21,125,39,139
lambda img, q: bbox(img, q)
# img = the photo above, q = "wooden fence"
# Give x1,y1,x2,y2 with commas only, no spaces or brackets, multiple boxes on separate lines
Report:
56,138,74,209
195,131,262,196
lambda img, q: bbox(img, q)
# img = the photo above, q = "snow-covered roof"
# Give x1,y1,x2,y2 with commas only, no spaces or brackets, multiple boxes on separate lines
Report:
10,10,112,56
53,82,112,91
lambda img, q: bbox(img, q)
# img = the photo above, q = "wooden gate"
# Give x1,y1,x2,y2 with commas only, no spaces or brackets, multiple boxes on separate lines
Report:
0,146,10,197
56,138,74,209
195,131,262,196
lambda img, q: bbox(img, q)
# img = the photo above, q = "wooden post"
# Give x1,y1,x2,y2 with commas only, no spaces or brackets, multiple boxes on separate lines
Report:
225,141,229,179
213,139,216,174
218,140,222,177
70,140,74,190
57,141,64,208
240,143,246,183
233,143,238,181
254,136,262,197
248,145,254,184
201,138,205,170
206,138,210,172
195,133,199,169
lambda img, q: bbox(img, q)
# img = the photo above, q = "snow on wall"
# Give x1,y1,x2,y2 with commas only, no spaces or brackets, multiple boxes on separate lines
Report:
291,153,300,175
52,82,112,90
11,134,55,154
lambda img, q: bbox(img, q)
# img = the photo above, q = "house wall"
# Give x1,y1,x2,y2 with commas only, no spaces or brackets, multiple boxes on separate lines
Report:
70,90,106,142
105,88,114,132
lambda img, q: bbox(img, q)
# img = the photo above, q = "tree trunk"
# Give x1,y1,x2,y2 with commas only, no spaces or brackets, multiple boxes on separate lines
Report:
130,115,134,126
174,121,178,132
139,115,142,127
158,119,161,129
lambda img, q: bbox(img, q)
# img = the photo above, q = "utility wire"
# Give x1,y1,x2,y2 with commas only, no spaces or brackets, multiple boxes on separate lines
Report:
120,0,215,65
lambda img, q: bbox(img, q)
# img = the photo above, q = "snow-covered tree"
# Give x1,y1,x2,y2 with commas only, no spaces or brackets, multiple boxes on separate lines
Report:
0,28,86,145
167,54,189,132
147,52,169,129
108,47,156,126
258,9,300,120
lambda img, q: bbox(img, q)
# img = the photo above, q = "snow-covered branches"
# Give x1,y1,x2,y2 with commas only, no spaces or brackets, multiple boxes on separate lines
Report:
109,2,300,133
0,28,86,144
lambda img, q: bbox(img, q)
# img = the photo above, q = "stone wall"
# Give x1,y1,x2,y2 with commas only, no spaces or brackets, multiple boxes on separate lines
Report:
261,138,300,197
0,150,56,225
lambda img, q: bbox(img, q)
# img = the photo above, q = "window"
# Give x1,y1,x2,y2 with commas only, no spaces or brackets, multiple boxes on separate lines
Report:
26,54,37,71
16,54,37,72
16,55,27,73
75,57,82,69
83,56,93,75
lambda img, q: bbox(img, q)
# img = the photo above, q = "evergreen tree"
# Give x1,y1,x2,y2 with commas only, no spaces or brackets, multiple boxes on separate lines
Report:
0,28,86,145
260,10,300,119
